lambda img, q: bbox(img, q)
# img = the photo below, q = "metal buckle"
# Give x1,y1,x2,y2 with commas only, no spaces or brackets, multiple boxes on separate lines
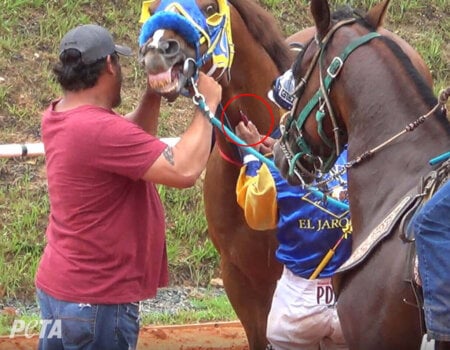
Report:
327,57,344,78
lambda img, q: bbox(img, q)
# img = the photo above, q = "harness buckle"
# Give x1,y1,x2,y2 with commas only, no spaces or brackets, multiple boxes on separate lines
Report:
327,57,344,78
183,58,198,80
191,77,205,106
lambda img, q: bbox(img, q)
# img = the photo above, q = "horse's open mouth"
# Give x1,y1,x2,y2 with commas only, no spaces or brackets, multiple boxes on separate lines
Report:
147,64,185,95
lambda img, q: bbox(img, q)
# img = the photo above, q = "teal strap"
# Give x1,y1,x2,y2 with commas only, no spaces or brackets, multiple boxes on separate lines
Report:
322,31,381,91
295,32,381,130
316,109,334,148
288,152,304,177
429,151,450,166
296,136,313,156
323,153,339,173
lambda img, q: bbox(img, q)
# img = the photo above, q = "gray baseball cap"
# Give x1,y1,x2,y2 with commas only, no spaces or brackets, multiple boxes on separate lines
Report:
59,24,133,64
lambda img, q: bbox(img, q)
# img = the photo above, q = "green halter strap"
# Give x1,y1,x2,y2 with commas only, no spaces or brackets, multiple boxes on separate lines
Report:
294,31,381,172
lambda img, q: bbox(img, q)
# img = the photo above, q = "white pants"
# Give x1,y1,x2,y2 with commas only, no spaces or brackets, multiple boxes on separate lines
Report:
267,267,348,350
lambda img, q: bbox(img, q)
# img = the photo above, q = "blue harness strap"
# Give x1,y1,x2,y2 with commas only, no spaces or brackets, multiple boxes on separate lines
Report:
429,151,450,166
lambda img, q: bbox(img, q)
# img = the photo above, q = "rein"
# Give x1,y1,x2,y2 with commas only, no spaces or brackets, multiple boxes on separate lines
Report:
345,87,450,169
282,16,450,185
284,20,382,178
310,87,449,185
190,78,350,211
291,18,359,157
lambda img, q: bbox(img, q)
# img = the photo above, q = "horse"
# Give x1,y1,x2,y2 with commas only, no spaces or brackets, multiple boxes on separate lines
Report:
137,0,436,348
273,0,450,349
139,1,290,348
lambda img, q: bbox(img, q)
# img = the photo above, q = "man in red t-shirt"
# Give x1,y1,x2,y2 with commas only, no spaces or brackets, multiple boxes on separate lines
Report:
35,24,221,350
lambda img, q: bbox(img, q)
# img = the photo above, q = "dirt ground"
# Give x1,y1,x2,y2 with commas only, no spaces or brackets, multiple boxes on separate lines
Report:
0,321,248,350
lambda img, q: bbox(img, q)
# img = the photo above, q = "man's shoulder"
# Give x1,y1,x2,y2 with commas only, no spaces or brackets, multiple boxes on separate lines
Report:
69,106,132,132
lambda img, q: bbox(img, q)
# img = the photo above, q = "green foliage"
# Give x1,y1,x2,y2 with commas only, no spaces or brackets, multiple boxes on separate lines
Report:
0,313,41,337
141,294,236,326
0,161,48,300
157,183,219,286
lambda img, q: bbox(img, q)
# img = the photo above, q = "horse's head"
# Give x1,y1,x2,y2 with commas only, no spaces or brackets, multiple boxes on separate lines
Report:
274,0,392,185
138,0,234,101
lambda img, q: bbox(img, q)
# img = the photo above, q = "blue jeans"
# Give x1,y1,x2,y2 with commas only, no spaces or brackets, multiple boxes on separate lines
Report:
36,288,140,350
410,180,450,341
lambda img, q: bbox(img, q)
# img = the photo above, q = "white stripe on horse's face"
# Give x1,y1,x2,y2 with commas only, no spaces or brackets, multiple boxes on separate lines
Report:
148,29,166,48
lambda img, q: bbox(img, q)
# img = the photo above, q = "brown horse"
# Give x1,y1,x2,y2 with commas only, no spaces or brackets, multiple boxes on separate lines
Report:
138,0,436,348
274,0,450,349
139,1,290,348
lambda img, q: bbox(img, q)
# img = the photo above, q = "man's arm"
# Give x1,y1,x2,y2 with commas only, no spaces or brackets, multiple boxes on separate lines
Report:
125,89,161,135
141,73,221,188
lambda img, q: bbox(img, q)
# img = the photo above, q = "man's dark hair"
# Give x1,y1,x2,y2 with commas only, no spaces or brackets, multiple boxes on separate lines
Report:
52,49,119,91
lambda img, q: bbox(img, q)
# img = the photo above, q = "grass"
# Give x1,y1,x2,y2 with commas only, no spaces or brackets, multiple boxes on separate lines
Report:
141,294,237,326
0,312,41,337
0,0,448,334
157,184,220,286
0,161,47,301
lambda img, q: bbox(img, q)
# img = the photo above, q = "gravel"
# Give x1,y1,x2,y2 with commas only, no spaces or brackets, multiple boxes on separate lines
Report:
1,286,227,318
141,286,226,315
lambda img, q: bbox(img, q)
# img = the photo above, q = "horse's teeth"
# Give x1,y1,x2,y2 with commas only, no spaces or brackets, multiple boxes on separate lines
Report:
148,75,178,94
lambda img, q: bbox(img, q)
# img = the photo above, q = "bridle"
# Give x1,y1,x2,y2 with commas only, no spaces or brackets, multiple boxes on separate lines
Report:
280,18,381,180
280,18,449,185
139,0,234,86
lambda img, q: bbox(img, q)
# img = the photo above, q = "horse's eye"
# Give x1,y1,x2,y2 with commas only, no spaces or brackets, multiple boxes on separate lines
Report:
203,3,219,17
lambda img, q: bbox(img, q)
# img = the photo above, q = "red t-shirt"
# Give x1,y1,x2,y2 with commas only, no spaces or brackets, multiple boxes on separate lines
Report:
35,101,169,304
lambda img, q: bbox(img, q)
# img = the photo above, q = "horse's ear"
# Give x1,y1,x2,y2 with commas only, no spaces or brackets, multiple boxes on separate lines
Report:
365,0,391,29
310,0,331,40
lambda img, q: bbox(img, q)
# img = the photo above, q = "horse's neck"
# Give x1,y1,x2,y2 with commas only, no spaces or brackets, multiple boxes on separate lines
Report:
346,93,449,242
336,42,449,236
214,33,281,165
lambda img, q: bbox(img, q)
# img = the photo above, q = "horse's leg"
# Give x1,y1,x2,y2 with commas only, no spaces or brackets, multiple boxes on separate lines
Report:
221,257,277,349
204,153,281,350
336,234,422,350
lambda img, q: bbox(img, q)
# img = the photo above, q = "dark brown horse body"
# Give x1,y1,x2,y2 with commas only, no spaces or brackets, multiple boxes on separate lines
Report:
275,0,450,349
139,0,439,348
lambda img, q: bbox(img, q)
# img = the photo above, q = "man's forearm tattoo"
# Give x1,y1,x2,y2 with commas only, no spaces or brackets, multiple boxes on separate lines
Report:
163,146,175,165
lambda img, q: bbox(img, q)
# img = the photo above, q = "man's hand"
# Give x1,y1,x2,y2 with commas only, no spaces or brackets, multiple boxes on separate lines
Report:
235,121,261,152
260,137,276,155
196,72,222,111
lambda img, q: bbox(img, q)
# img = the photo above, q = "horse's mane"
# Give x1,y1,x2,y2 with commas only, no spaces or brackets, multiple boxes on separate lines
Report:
327,6,449,132
333,6,449,131
332,6,363,22
229,0,292,73
378,37,450,132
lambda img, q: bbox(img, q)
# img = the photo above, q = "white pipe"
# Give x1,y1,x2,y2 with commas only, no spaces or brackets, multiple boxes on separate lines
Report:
0,143,45,158
0,138,180,158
